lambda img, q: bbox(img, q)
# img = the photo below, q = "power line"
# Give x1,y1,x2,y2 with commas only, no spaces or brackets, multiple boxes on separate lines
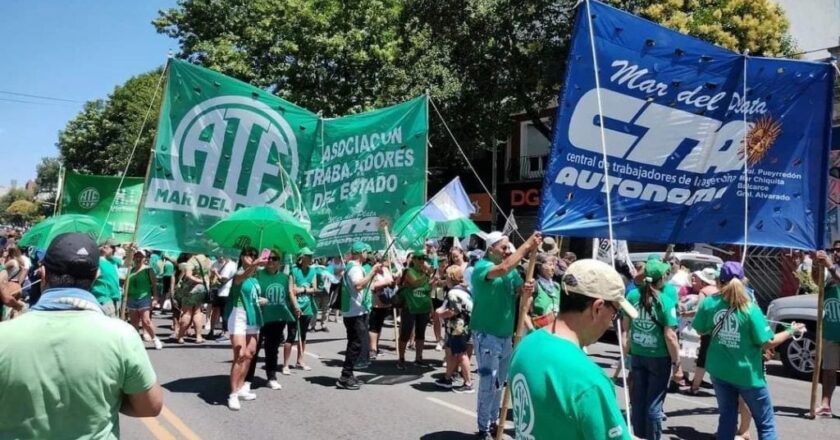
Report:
0,97,58,106
0,90,81,103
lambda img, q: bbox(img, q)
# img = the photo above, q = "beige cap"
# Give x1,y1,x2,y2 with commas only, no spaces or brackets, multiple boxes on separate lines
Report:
540,236,560,255
562,259,638,319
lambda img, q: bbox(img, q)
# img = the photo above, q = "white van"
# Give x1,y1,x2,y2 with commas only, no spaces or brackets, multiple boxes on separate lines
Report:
628,251,723,272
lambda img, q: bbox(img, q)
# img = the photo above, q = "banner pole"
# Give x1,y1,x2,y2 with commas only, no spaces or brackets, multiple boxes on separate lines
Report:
424,91,430,202
496,247,538,440
809,261,826,418
53,165,65,216
121,148,156,321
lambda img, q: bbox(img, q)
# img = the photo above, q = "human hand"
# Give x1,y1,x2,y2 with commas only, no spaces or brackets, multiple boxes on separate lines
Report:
816,250,831,266
294,308,302,318
522,280,535,296
527,232,543,251
258,297,268,306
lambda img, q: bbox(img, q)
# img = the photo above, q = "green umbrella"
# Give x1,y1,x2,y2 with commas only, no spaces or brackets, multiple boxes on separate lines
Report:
18,214,114,249
392,206,480,250
205,206,315,254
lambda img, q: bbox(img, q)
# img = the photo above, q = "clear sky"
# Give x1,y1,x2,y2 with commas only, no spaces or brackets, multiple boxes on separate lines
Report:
0,1,175,188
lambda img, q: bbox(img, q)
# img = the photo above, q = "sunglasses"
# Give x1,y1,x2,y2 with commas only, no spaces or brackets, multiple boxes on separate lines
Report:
268,256,280,262
832,248,840,253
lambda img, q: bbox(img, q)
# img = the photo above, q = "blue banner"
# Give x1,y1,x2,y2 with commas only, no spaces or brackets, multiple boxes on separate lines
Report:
539,0,834,250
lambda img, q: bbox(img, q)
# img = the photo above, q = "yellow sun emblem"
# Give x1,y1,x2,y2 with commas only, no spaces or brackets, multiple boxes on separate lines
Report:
739,116,782,166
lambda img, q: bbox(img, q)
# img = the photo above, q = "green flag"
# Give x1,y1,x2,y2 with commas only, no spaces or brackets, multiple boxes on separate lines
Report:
137,59,427,254
59,171,144,243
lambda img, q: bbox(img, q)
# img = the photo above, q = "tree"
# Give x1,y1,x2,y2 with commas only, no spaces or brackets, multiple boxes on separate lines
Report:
35,157,61,194
57,69,163,177
5,200,41,226
0,188,35,225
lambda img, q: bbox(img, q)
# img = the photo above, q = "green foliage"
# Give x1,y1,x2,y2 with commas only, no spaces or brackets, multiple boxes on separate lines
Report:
57,69,164,177
0,189,35,225
35,157,61,194
5,200,41,225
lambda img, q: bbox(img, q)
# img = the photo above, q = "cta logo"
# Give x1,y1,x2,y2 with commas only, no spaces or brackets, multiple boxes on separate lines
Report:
170,96,300,207
319,217,379,239
78,187,100,210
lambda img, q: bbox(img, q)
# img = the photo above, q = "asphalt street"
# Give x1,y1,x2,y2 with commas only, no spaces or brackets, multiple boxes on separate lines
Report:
120,313,839,440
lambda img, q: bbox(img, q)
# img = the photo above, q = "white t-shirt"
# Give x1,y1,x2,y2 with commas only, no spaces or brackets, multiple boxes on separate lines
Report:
214,260,238,298
343,262,367,317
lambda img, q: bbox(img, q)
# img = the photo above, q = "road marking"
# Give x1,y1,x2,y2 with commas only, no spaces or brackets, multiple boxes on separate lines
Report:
305,351,321,359
366,375,384,384
160,406,202,440
425,397,513,428
140,417,177,440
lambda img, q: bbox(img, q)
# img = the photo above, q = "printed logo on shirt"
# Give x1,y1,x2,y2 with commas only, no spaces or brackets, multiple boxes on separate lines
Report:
631,307,658,348
511,373,536,440
713,309,741,348
265,283,287,306
825,298,840,323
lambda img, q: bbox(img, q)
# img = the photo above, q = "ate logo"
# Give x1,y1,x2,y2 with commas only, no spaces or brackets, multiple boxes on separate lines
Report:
265,283,287,305
234,235,252,249
511,373,536,440
170,96,300,206
78,187,100,210
825,298,840,323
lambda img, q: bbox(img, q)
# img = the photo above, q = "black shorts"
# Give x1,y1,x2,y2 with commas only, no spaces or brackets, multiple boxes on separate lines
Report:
400,310,430,341
162,277,173,295
432,298,444,310
446,333,470,355
212,294,228,308
286,316,312,343
696,334,711,368
369,307,391,334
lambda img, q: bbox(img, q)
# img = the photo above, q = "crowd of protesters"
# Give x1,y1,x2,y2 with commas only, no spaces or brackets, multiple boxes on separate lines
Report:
2,225,840,440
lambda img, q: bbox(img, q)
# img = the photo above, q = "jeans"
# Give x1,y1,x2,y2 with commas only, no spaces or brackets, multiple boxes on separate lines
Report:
474,332,512,432
712,378,777,440
341,314,369,379
630,355,671,440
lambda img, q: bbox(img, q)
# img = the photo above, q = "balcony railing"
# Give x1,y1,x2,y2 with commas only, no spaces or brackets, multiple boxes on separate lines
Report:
519,155,548,180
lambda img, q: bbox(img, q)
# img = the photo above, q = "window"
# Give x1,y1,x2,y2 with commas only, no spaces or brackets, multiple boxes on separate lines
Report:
520,120,551,180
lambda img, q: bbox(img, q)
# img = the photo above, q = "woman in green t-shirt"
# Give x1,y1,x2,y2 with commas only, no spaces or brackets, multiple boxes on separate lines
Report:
525,253,561,331
226,247,267,411
397,251,433,369
622,260,680,440
284,248,317,374
692,261,804,440
126,250,162,350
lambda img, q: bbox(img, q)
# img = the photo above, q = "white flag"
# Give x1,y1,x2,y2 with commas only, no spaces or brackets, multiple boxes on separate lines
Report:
502,210,518,236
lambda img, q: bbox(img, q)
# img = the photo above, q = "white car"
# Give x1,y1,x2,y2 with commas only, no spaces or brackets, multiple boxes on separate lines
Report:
766,294,818,380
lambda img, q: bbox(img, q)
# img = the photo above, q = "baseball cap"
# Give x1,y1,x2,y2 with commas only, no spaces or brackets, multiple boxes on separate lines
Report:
540,236,560,255
643,260,670,282
351,241,369,254
693,268,718,285
44,233,99,280
562,259,638,319
99,238,118,247
485,231,506,248
719,261,744,284
299,247,314,256
425,239,438,248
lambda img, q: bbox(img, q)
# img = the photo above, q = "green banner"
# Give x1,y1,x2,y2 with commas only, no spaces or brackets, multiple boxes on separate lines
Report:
137,59,427,254
60,171,144,243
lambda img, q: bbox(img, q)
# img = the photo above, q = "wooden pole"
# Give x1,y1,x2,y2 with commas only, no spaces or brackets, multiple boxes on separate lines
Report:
496,248,538,440
121,149,156,320
809,260,826,419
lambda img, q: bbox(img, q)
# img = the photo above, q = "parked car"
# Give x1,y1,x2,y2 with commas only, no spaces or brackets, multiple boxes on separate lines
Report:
628,251,723,272
765,294,818,380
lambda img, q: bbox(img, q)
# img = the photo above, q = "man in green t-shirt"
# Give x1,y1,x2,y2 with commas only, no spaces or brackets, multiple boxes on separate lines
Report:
509,259,637,440
90,239,121,317
470,231,539,439
816,248,840,417
0,233,162,439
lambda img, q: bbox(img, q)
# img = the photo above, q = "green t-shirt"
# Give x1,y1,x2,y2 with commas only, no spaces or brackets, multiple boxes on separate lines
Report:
532,278,561,316
401,268,432,314
149,254,162,277
161,260,175,277
662,283,678,305
626,288,678,357
823,284,840,342
470,258,524,338
0,310,157,439
228,276,264,326
692,295,774,387
508,330,631,440
256,269,293,323
127,268,154,300
292,266,319,316
91,257,121,304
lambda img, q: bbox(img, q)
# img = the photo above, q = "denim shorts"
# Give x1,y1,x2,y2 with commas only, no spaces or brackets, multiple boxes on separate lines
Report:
127,297,152,311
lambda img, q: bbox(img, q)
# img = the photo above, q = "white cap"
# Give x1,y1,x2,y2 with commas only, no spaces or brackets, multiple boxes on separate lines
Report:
485,231,506,248
693,268,718,286
562,259,638,319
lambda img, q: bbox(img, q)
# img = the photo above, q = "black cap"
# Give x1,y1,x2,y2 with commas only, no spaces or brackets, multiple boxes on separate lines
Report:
44,233,99,279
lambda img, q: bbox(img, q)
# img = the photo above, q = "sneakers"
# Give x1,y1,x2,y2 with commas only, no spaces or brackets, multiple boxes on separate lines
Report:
227,394,241,411
435,377,454,389
268,379,282,390
435,341,443,351
238,382,257,401
453,383,475,394
370,351,379,360
396,360,406,370
336,376,361,390
153,338,163,350
282,366,292,376
476,431,492,440
816,406,833,417
295,363,312,371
